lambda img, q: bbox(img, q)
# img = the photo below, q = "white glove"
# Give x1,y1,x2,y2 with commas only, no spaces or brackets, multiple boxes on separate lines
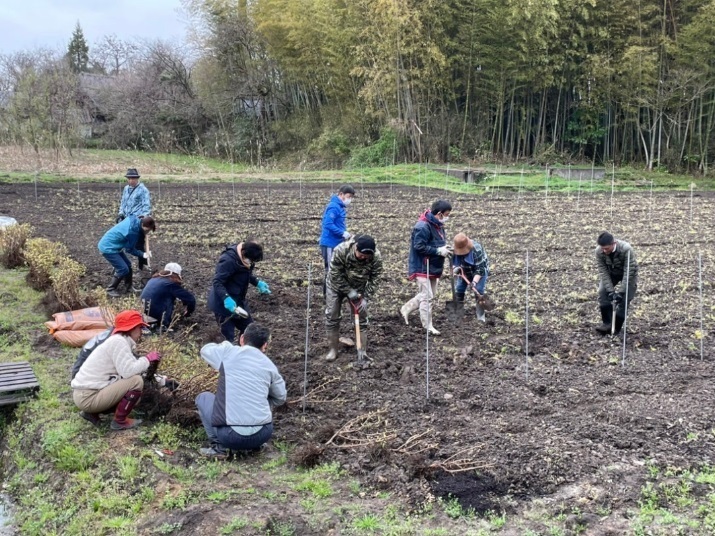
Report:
342,231,351,240
437,246,453,257
143,251,152,260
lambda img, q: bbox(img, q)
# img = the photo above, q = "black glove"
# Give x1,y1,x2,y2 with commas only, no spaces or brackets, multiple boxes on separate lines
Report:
608,292,623,304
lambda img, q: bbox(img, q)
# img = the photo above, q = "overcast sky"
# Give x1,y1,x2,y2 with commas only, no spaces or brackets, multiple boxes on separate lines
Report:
0,0,188,54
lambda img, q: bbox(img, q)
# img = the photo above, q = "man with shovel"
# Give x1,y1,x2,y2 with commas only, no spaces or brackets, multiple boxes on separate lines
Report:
452,232,490,322
116,168,152,274
594,231,638,335
323,235,383,365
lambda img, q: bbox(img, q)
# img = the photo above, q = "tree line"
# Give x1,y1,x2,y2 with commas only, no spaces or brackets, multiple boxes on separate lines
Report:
1,0,715,173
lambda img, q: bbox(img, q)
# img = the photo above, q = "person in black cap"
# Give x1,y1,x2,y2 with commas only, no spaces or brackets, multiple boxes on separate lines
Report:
117,168,152,272
323,235,383,363
594,231,638,335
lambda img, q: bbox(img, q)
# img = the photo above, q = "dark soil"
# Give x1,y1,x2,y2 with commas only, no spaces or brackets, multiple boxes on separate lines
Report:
2,180,715,521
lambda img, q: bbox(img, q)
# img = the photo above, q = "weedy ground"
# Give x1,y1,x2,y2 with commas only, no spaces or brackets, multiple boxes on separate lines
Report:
1,160,715,535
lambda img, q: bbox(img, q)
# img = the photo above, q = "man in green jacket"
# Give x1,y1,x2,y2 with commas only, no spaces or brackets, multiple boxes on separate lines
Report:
324,235,383,364
595,231,638,335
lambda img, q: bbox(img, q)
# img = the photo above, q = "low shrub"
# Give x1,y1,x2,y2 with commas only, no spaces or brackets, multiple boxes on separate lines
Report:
49,257,86,310
0,223,33,268
23,238,68,291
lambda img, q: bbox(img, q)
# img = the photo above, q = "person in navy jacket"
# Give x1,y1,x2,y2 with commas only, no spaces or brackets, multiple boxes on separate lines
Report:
400,200,453,335
140,262,196,331
319,184,355,298
98,216,156,297
207,241,271,343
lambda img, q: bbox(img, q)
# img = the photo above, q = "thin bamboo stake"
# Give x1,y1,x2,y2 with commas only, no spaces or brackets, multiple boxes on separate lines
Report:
303,263,312,413
648,180,653,222
690,182,695,225
525,250,530,381
544,166,549,204
518,166,524,201
621,250,631,367
699,252,704,361
425,259,431,400
610,163,615,224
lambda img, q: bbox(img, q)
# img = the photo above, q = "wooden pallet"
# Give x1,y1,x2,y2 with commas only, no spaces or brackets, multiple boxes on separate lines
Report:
0,361,40,406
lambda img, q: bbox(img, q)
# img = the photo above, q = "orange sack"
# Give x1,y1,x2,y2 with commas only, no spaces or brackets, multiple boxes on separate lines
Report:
44,307,111,333
52,328,107,348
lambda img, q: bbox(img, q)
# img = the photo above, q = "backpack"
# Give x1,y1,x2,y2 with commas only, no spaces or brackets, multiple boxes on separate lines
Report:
70,327,113,380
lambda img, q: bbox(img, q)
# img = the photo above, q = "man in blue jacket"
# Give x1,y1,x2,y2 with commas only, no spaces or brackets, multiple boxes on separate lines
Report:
195,323,286,457
117,168,152,271
400,200,453,335
207,241,271,343
319,184,355,298
98,216,156,297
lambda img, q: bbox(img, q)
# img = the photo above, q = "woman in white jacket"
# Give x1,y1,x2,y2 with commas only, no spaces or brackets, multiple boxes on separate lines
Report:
71,310,161,430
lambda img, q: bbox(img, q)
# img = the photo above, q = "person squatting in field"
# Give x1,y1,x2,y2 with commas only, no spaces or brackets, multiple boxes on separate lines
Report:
116,168,152,272
323,235,383,364
594,231,638,335
70,310,162,430
207,241,271,343
401,199,453,335
452,232,490,322
195,323,286,457
319,184,355,299
98,215,156,297
140,262,196,332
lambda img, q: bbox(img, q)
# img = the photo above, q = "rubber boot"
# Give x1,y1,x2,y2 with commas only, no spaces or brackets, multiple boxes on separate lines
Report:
106,276,122,298
455,292,465,303
110,389,143,430
595,306,612,334
324,328,340,361
613,314,626,335
420,309,440,335
123,273,134,294
79,411,101,426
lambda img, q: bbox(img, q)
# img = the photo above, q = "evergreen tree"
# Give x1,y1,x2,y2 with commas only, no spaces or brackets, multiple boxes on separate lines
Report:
67,22,89,73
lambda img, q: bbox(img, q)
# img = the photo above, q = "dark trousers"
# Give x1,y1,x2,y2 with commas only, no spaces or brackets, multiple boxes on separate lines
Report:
320,246,334,298
214,308,253,343
598,276,637,317
103,252,132,278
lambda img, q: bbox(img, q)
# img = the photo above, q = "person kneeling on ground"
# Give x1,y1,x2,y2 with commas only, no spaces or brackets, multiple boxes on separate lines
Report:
323,235,382,365
452,232,490,322
195,323,286,458
98,215,156,297
71,310,161,430
140,262,196,332
594,231,638,335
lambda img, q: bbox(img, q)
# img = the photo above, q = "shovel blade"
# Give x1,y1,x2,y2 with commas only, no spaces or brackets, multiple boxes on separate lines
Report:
445,300,465,321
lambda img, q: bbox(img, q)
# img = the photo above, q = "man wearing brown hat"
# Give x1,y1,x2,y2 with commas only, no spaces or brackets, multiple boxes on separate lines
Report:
452,232,490,322
117,168,152,272
323,235,383,363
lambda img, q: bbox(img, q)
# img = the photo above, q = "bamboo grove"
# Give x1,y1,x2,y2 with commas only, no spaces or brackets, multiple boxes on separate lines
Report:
2,0,715,173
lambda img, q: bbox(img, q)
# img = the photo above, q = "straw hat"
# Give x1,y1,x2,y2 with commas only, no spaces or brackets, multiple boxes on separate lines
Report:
453,233,474,255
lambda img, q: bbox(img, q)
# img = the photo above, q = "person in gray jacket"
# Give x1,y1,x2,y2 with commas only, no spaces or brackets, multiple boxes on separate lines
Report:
195,323,286,457
595,231,638,335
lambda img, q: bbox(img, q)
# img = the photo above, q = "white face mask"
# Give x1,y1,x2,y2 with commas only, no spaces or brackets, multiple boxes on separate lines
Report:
440,216,450,223
343,197,352,206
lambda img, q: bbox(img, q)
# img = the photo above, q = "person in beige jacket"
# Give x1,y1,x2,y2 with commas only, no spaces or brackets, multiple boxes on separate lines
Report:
71,310,161,430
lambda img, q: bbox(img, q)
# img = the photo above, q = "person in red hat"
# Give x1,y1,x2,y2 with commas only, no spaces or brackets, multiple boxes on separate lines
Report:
71,310,162,430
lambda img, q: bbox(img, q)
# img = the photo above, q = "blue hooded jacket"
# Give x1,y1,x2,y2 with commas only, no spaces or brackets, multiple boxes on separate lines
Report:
408,211,447,279
319,195,348,248
98,216,143,256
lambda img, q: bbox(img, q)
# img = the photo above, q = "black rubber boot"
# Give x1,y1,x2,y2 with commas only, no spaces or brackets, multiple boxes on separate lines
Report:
455,292,465,303
123,273,133,293
595,306,612,334
106,276,122,297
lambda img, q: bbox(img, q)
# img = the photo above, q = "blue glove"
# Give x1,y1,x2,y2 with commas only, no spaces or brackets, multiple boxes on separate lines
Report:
223,296,237,313
257,281,271,294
